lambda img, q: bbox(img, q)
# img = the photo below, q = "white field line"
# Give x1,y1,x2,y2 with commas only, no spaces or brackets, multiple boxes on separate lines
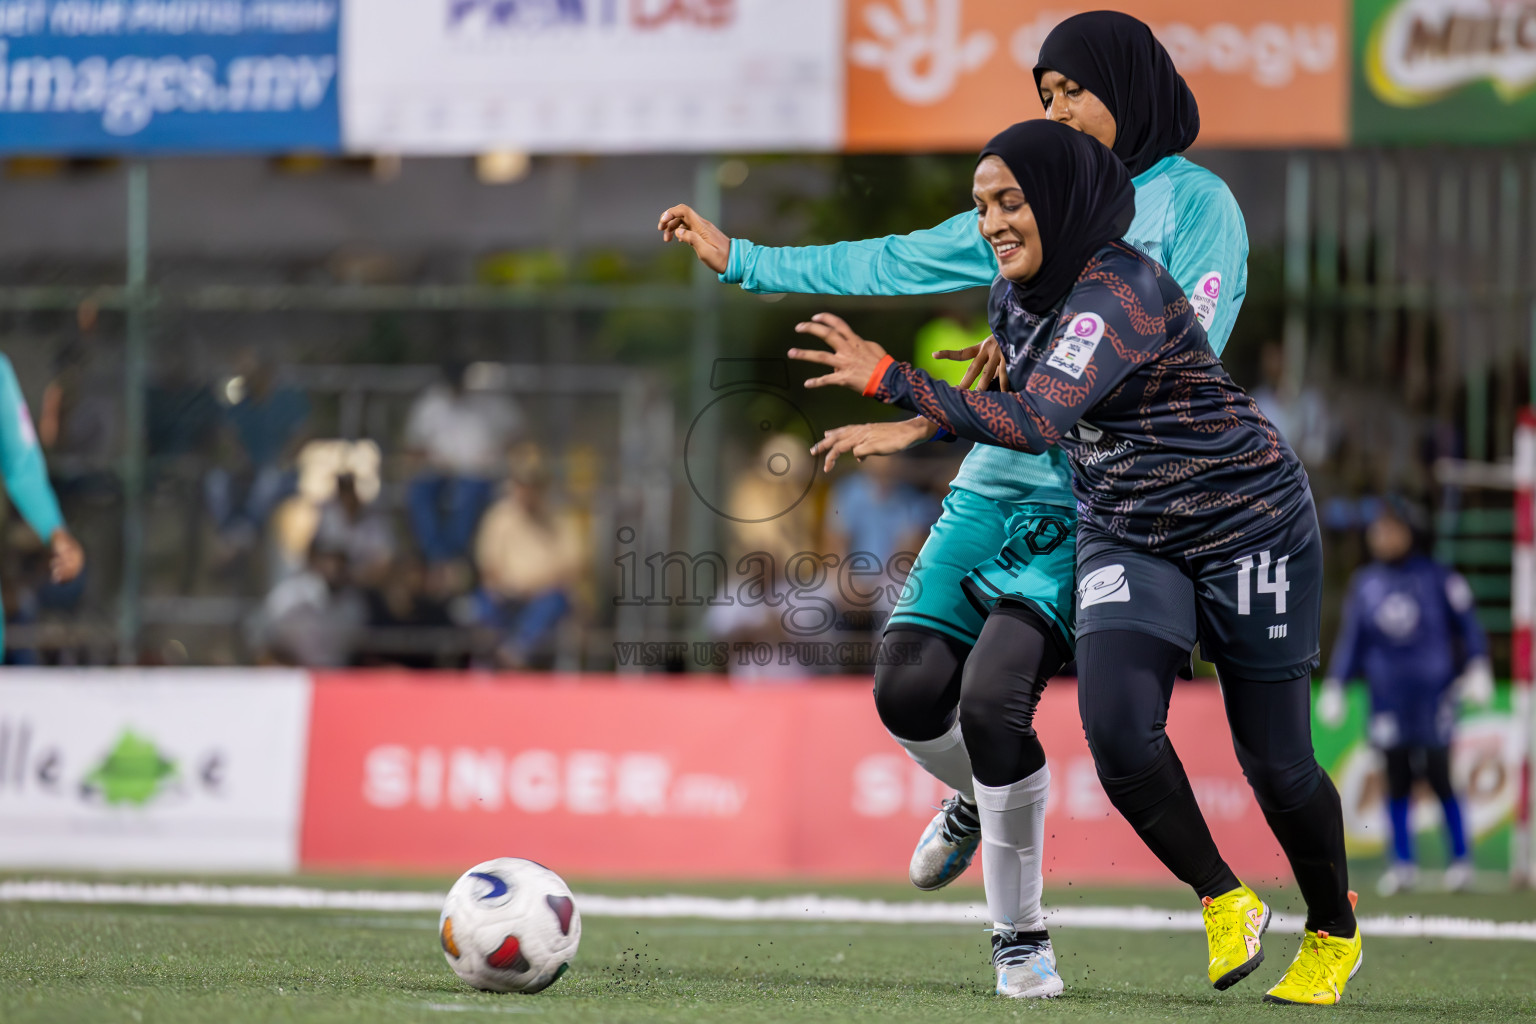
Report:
2,880,1534,942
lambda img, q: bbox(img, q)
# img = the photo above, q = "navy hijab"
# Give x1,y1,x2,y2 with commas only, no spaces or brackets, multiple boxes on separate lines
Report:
979,119,1135,317
1034,11,1200,179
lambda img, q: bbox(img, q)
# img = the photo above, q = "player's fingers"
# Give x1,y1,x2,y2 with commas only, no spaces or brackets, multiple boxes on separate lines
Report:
810,312,857,343
801,370,848,390
811,426,853,454
658,204,694,227
933,345,980,362
793,321,839,346
956,364,979,391
817,433,856,471
976,359,996,392
787,346,837,367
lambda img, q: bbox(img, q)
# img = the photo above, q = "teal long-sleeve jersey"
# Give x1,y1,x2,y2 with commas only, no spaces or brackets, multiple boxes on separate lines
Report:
722,155,1249,508
0,353,63,543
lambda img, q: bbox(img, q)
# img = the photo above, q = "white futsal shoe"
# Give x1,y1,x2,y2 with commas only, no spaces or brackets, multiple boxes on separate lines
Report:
1444,858,1475,892
992,929,1064,999
1377,862,1417,897
909,794,981,890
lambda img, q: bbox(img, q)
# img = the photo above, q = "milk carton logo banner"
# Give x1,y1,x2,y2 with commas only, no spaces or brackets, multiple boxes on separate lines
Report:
341,0,844,154
844,0,1347,150
1355,0,1536,142
0,0,340,153
1367,0,1536,104
0,670,313,870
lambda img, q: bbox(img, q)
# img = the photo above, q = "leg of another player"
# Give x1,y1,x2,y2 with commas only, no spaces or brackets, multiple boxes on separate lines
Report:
1381,745,1417,894
1424,745,1474,890
873,629,973,794
958,602,1065,998
873,629,981,889
1076,630,1272,992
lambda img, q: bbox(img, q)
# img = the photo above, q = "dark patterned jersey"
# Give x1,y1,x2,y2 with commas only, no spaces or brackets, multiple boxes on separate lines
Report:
873,241,1309,557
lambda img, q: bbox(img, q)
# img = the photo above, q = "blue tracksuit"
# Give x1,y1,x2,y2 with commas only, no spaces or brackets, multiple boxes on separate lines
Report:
1327,555,1487,748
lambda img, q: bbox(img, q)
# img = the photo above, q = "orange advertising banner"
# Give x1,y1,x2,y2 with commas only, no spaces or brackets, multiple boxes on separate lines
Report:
300,674,1285,883
845,0,1349,151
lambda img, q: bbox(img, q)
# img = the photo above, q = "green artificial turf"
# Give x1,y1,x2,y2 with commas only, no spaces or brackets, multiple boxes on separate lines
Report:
2,878,1534,1023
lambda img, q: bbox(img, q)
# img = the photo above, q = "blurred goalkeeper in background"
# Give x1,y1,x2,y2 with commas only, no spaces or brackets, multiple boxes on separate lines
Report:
0,352,84,651
1319,499,1491,895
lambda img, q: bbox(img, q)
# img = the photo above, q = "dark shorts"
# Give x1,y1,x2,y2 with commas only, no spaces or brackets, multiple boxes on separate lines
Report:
1074,505,1323,682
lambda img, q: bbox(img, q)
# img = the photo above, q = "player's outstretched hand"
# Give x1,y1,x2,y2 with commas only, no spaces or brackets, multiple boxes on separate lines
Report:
49,528,83,584
811,418,936,472
790,314,889,393
657,203,730,274
934,336,1009,391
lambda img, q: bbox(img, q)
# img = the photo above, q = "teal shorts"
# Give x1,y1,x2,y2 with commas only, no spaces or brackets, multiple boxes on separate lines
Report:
887,486,1077,653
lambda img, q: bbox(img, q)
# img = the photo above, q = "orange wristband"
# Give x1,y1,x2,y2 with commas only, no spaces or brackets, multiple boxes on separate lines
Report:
863,355,896,397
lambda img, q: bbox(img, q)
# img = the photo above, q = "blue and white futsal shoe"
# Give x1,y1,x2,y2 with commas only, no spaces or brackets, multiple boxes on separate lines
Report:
992,929,1064,999
908,794,981,891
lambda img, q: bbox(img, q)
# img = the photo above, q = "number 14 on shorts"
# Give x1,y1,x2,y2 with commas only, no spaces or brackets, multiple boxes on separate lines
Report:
1233,551,1289,616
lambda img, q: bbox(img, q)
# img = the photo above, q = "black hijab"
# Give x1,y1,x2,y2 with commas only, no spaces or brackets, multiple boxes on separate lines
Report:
1034,11,1199,178
979,119,1135,316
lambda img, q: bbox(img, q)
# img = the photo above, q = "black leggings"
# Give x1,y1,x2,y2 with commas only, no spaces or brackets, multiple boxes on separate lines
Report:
1077,630,1355,936
1384,746,1455,803
874,603,1066,787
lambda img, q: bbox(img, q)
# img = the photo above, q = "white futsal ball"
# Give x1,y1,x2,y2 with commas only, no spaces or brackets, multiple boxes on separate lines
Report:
439,858,582,993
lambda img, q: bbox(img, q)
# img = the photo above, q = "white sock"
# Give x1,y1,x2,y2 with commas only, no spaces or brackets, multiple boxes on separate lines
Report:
889,719,975,801
974,764,1051,933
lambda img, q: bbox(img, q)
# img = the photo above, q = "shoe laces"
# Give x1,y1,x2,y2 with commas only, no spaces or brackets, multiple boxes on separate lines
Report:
1200,892,1245,955
990,927,1050,969
937,794,980,845
1286,931,1352,989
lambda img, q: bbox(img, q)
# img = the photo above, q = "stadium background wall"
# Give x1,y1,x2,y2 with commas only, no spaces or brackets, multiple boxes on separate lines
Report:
0,671,1519,879
9,0,1536,154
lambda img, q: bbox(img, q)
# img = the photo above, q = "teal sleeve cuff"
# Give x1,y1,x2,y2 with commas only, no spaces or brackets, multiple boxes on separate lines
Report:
720,238,752,285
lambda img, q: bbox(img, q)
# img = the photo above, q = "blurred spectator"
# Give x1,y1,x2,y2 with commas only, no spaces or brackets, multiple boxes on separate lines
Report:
404,362,523,577
361,554,454,670
250,539,365,667
1250,341,1332,466
313,472,396,588
704,433,824,681
39,301,120,475
204,350,311,557
1318,499,1492,896
823,453,938,646
471,446,584,668
824,453,936,567
723,432,818,567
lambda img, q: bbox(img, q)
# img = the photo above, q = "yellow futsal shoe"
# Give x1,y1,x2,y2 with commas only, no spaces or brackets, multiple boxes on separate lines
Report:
1263,923,1364,1005
1201,883,1271,990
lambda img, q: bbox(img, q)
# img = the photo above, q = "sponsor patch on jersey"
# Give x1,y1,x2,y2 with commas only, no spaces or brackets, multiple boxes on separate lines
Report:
1047,313,1104,379
1191,271,1221,329
1079,564,1131,609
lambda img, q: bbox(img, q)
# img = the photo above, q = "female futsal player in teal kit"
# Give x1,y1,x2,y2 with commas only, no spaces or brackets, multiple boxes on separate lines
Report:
660,12,1247,996
0,351,83,650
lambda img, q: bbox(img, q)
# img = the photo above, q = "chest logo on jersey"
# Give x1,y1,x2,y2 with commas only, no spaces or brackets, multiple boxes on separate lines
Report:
1191,271,1221,330
1047,313,1104,380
